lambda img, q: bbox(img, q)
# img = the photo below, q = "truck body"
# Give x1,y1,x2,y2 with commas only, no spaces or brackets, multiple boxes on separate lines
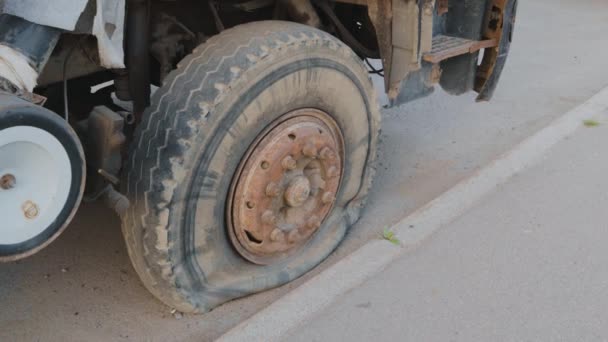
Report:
0,0,516,312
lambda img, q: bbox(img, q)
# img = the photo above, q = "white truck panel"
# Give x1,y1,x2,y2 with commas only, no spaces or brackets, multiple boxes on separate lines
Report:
1,0,126,69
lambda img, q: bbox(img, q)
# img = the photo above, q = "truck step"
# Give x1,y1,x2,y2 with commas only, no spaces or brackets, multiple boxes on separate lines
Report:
423,35,497,64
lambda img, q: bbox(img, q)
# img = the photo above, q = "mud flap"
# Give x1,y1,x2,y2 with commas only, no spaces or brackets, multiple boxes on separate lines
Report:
475,0,518,101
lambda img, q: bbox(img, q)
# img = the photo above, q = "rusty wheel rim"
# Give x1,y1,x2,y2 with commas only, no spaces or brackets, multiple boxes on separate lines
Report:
227,109,344,265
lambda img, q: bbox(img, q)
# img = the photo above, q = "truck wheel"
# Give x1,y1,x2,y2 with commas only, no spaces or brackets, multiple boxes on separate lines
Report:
0,95,85,261
122,21,380,313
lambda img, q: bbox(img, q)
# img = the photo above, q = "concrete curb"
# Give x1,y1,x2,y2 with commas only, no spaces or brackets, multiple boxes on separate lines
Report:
218,87,608,342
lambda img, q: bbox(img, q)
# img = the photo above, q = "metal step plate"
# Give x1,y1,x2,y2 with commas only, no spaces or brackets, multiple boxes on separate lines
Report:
423,35,497,64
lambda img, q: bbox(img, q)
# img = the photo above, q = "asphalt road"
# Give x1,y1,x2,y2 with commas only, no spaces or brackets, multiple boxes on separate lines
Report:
2,0,608,341
289,103,608,342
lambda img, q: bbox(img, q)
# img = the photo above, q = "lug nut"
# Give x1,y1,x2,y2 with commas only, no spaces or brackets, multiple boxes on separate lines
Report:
22,200,39,219
302,142,318,158
270,228,284,242
281,155,297,170
261,210,276,224
309,174,327,191
321,191,335,204
0,174,16,190
326,166,338,179
288,229,301,243
266,182,281,197
319,147,336,160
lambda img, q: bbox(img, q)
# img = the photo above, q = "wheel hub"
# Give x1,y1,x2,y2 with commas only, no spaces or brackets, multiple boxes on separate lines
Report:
0,126,72,245
227,109,344,264
284,176,311,208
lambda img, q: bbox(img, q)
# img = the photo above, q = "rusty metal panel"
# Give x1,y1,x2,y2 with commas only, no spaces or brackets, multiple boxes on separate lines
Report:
387,0,426,97
423,35,496,64
475,0,518,100
420,0,436,54
391,0,419,64
367,0,393,90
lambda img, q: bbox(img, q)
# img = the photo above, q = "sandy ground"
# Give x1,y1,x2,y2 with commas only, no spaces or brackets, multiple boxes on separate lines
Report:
2,0,608,341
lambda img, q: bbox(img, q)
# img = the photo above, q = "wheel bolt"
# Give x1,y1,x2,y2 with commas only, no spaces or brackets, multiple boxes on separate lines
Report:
22,200,39,219
266,182,281,197
321,191,335,204
281,155,297,170
302,142,318,158
288,229,301,243
0,174,16,190
261,210,276,224
270,228,284,242
310,174,326,191
319,147,335,160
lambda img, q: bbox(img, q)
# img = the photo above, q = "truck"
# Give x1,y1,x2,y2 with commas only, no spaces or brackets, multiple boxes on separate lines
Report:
0,0,516,313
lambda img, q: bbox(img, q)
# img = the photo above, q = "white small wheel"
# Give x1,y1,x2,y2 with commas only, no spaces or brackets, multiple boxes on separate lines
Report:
0,96,85,261
0,126,72,244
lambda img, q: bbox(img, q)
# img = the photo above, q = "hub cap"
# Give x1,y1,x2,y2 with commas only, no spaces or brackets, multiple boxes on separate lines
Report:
0,126,72,245
228,109,344,264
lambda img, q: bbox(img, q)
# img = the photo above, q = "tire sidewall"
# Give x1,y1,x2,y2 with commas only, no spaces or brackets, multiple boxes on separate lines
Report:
172,47,377,302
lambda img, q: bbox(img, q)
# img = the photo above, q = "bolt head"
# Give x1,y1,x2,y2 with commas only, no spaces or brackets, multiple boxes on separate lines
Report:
326,166,338,179
309,174,327,191
261,210,276,224
287,229,301,243
321,191,335,204
302,142,318,158
281,155,297,170
270,228,284,242
319,147,336,160
265,182,281,197
22,200,39,219
0,174,16,190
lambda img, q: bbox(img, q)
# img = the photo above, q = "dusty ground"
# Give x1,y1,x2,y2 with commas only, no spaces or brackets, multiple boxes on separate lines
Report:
2,0,608,341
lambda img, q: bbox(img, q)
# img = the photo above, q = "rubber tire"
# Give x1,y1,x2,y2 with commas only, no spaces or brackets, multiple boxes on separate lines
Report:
122,21,381,313
0,95,85,261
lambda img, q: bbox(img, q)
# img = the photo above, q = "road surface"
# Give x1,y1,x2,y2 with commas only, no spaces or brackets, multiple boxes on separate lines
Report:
288,104,608,342
2,0,608,341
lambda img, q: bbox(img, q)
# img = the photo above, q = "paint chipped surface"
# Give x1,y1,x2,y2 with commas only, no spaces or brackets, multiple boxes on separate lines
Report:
1,0,126,68
1,0,88,31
